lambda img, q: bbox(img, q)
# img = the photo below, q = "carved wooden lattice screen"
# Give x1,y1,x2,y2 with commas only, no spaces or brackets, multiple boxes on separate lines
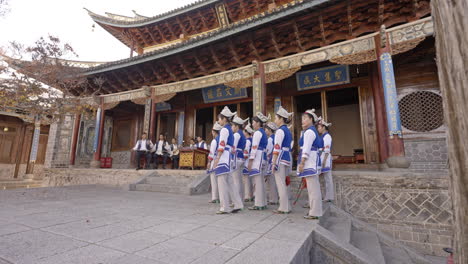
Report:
398,91,444,132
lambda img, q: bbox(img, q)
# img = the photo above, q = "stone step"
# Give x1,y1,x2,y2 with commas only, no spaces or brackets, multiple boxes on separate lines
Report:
149,170,205,178
321,216,352,244
351,230,386,264
134,183,190,195
145,177,192,185
381,244,414,264
0,181,43,190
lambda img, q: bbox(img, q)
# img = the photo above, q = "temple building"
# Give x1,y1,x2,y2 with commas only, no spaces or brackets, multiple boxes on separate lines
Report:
1,0,452,259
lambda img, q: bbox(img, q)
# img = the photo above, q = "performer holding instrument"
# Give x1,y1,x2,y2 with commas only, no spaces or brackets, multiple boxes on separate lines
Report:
298,109,323,220
248,112,269,210
272,106,294,214
213,106,244,214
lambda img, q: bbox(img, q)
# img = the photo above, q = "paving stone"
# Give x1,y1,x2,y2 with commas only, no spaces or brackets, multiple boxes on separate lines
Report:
64,224,137,243
221,232,262,250
36,244,125,264
191,247,240,264
0,223,31,237
0,229,87,264
13,212,81,228
136,237,216,264
146,221,201,237
226,237,301,264
103,254,165,264
181,226,240,245
98,230,171,253
114,215,169,230
264,217,315,243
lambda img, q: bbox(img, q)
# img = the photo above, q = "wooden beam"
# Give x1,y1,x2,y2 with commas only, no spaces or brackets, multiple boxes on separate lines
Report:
144,26,159,44
164,21,178,39
135,28,152,47
176,55,193,79
148,63,167,83
154,24,168,42
175,16,188,36
292,20,305,51
319,15,326,44
185,14,197,33
197,10,209,30
269,29,283,56
347,0,353,36
208,46,224,71
227,38,243,66
193,52,208,73
378,0,385,25
248,34,261,61
160,61,178,81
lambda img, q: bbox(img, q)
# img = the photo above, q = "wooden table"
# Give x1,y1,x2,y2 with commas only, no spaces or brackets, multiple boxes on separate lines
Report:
179,148,209,170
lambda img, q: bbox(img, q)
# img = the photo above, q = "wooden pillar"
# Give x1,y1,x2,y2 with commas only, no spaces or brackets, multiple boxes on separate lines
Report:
252,61,267,114
91,101,105,167
370,63,389,163
13,124,27,179
69,114,81,166
149,100,157,142
320,91,328,121
143,98,152,135
24,118,41,179
374,30,409,168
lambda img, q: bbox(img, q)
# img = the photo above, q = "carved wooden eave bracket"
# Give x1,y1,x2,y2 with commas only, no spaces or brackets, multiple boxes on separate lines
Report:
92,17,433,102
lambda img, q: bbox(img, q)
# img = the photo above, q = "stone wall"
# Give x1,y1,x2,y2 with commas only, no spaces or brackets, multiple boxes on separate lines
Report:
110,151,132,169
43,168,150,187
44,115,75,169
404,138,448,172
334,171,453,256
0,164,45,180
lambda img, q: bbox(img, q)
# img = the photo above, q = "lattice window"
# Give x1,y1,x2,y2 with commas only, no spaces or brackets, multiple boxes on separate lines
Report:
399,91,444,132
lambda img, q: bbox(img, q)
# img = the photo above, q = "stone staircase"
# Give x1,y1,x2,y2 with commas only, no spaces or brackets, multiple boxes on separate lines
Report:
129,170,210,195
312,204,444,264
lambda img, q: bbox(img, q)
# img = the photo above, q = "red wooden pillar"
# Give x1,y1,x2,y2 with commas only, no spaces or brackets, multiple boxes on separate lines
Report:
149,99,157,142
370,63,389,163
69,114,81,166
252,60,267,114
374,28,410,168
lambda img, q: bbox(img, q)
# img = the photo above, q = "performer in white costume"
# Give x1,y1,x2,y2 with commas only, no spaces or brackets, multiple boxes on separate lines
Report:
242,122,254,202
247,112,269,210
317,119,334,202
265,122,279,205
213,106,244,214
232,115,249,200
207,122,223,204
272,106,294,214
297,109,323,220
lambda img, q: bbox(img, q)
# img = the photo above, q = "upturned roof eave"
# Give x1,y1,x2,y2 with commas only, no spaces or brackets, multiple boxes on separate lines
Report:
84,0,219,28
83,0,330,76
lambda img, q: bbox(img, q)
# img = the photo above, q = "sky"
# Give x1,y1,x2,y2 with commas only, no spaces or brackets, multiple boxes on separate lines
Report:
0,0,197,62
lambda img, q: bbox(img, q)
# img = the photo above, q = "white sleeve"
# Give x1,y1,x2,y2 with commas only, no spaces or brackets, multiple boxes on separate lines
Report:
249,131,262,160
204,142,208,150
164,142,171,151
233,133,240,151
133,140,139,151
301,130,316,160
323,134,332,153
208,139,217,160
244,140,251,159
218,128,229,152
273,129,285,155
267,137,273,155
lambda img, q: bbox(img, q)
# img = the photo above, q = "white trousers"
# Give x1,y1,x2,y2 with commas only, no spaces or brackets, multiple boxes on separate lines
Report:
266,174,278,204
323,171,334,201
233,162,245,200
274,165,291,212
228,172,244,210
253,173,267,207
243,174,253,200
210,172,219,201
306,175,323,217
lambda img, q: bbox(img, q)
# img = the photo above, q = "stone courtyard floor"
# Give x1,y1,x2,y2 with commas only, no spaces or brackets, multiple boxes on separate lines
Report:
0,185,316,264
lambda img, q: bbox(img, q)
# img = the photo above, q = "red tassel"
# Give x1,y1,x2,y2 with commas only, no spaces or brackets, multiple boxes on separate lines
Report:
286,176,291,186
302,178,307,189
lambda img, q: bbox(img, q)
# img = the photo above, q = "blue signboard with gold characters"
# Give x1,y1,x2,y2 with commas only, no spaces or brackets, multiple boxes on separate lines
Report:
202,85,247,104
296,65,350,91
380,53,403,137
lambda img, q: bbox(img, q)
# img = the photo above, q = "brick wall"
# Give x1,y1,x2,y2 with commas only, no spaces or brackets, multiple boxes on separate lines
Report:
44,115,74,169
404,138,448,172
334,171,453,256
43,168,148,187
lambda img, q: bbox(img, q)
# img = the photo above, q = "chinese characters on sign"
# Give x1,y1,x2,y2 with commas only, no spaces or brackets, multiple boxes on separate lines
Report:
380,53,403,137
296,65,350,91
29,124,41,162
202,85,248,103
155,102,171,112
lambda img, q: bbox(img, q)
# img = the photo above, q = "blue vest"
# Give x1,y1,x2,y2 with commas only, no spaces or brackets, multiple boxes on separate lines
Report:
279,125,293,163
258,128,268,150
224,124,235,147
299,126,322,150
215,135,220,151
196,141,206,149
246,137,252,152
236,130,246,159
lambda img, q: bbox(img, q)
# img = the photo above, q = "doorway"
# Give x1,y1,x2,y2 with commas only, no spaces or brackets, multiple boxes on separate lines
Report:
157,112,177,142
195,107,214,143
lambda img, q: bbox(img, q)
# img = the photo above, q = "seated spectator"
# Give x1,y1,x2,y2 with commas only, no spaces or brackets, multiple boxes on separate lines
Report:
196,136,208,150
151,134,170,169
132,133,153,170
169,138,180,169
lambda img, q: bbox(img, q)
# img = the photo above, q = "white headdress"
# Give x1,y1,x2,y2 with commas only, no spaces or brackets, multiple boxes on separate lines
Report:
319,119,332,128
212,122,223,131
244,121,254,134
266,122,278,131
232,114,248,125
220,106,237,118
276,106,293,119
256,112,270,123
304,109,319,122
